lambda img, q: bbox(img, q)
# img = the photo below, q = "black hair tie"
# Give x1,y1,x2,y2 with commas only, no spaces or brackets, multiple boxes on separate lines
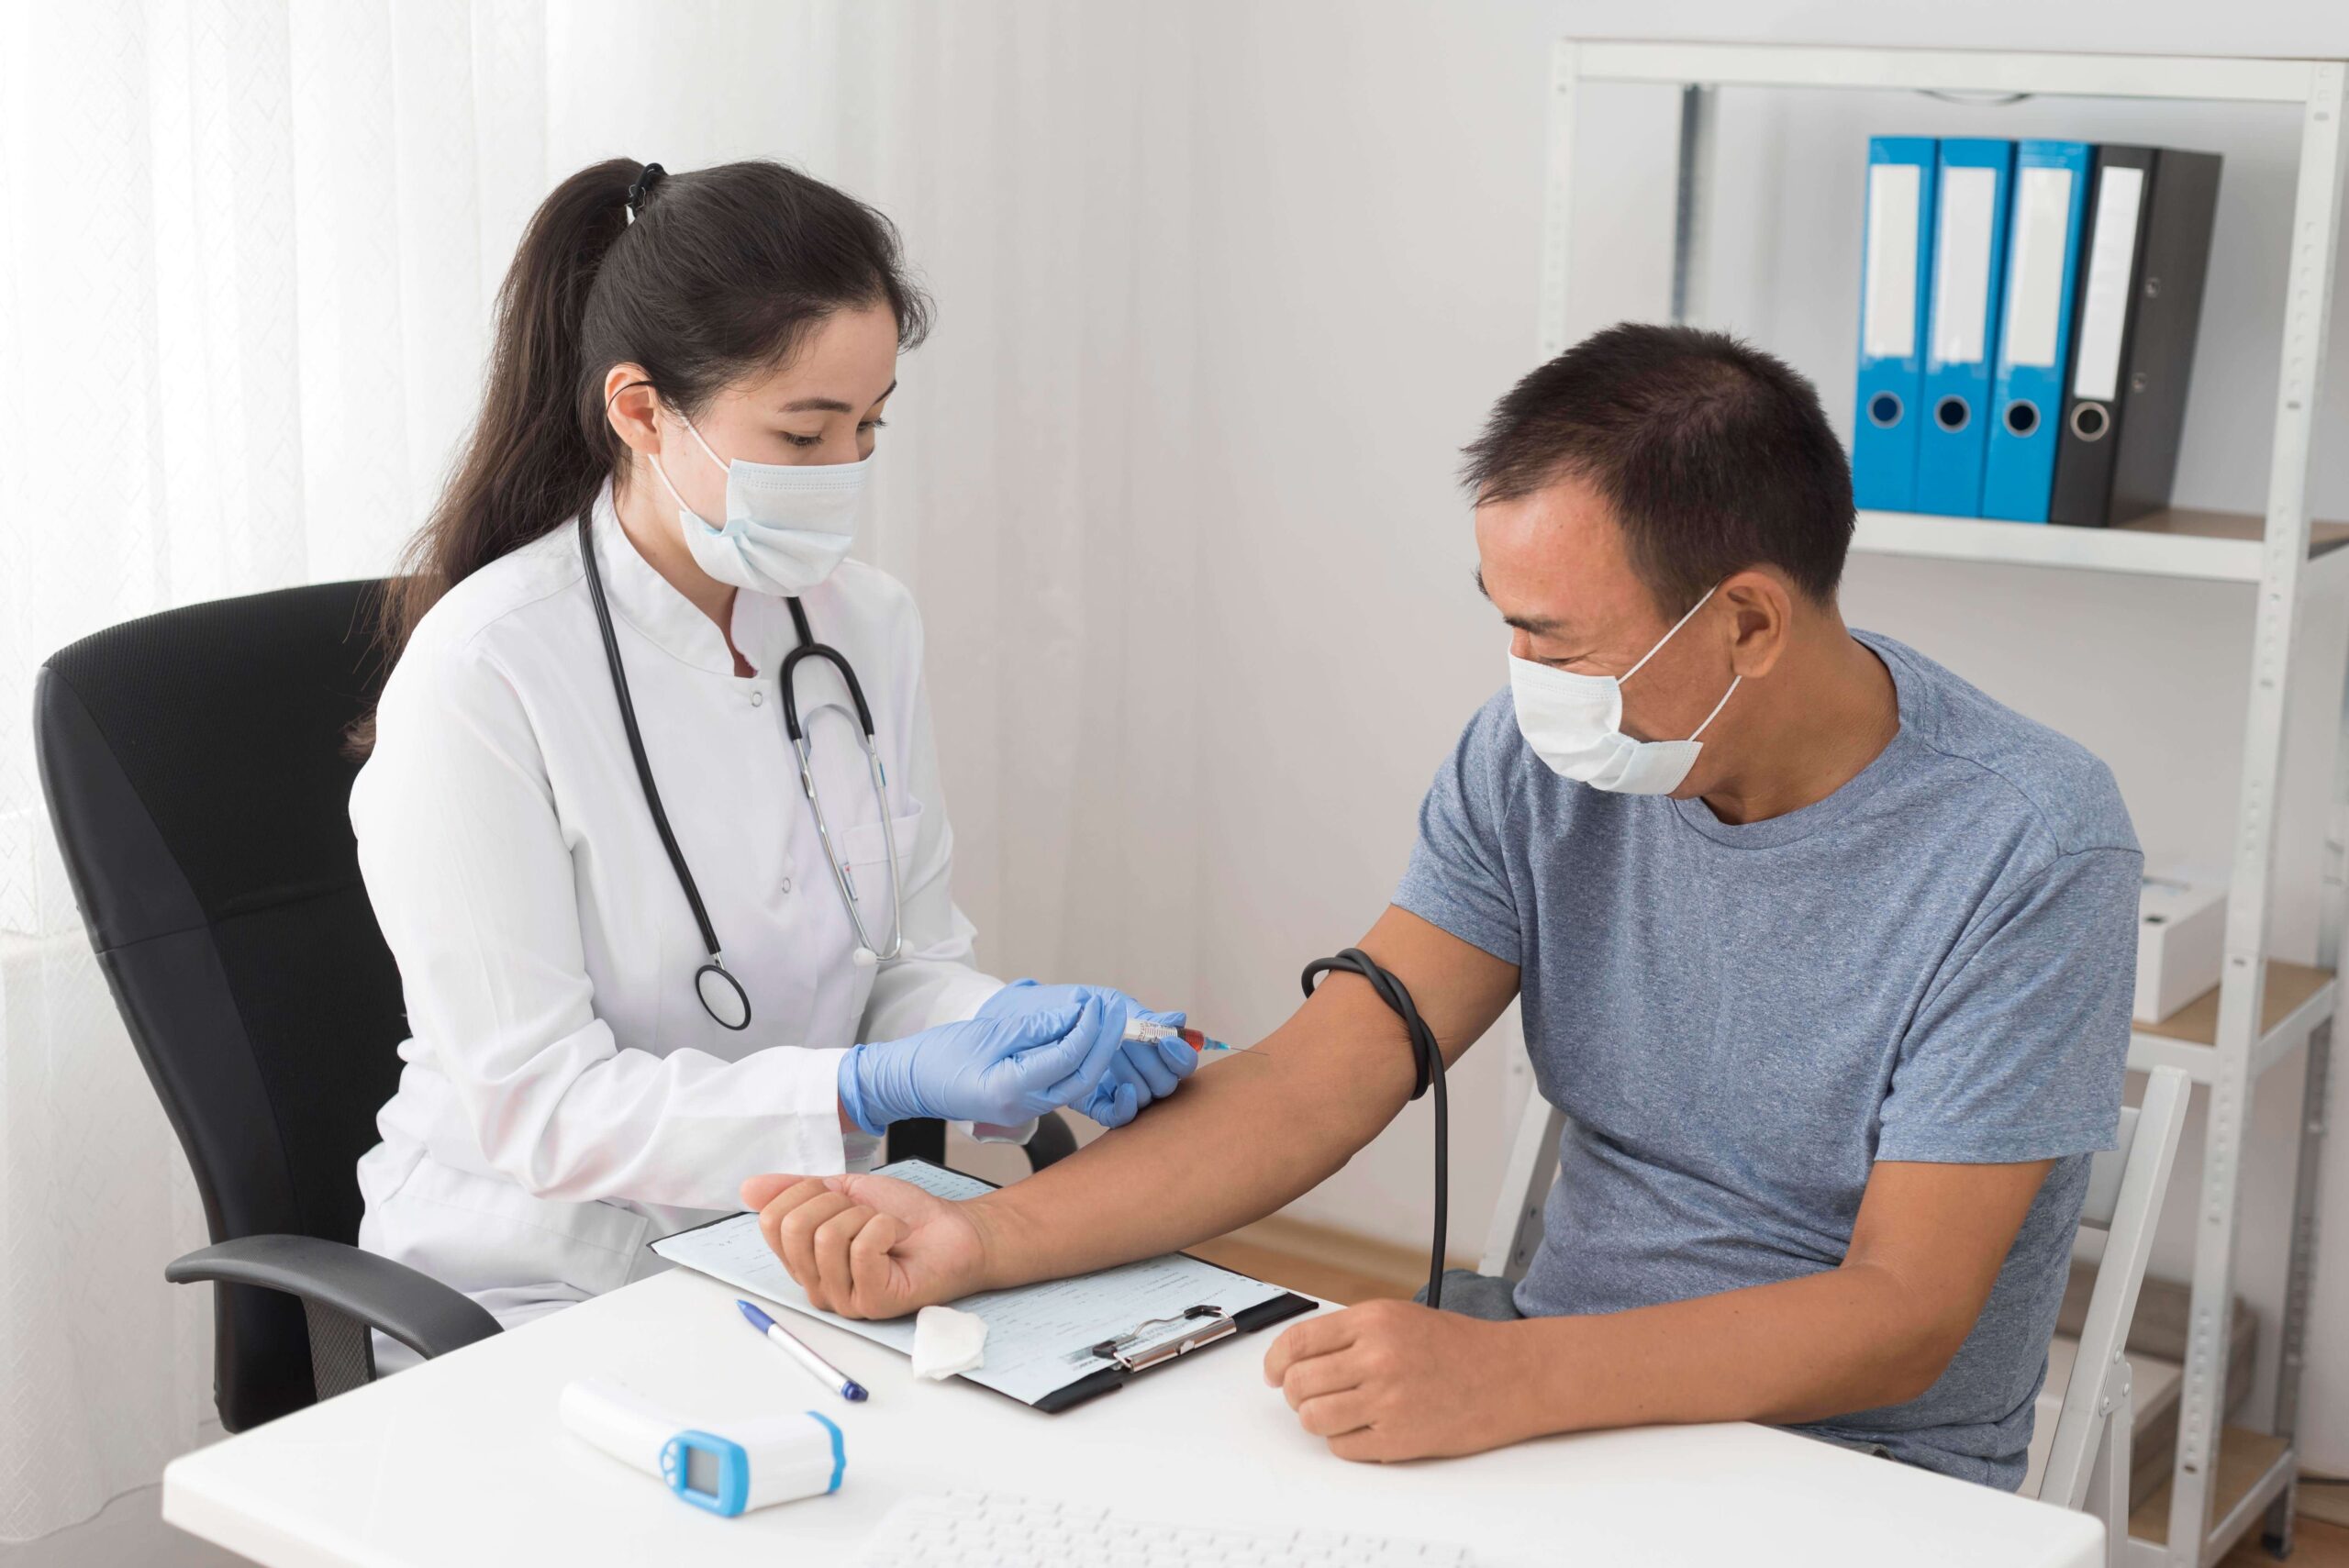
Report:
625,162,666,224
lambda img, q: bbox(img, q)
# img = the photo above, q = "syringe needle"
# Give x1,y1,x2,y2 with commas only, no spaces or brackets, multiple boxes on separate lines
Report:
1121,1019,1241,1053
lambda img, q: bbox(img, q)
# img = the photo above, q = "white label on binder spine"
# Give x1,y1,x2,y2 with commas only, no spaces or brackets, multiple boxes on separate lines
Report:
2073,166,2144,402
1863,163,1920,361
1930,167,1998,367
2003,167,2075,369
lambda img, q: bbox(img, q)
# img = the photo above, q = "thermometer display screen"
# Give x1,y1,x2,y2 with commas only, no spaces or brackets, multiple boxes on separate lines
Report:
684,1446,720,1497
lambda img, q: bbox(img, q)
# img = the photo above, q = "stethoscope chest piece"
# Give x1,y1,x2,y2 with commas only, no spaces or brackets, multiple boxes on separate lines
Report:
695,962,752,1032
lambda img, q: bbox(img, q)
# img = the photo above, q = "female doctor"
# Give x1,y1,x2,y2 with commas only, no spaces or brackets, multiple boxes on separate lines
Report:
349,157,1194,1349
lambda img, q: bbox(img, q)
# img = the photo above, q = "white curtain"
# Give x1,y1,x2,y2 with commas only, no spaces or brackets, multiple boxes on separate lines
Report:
0,0,1193,1541
0,0,549,1540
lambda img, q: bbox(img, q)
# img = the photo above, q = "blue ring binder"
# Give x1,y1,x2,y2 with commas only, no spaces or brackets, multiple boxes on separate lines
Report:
1915,138,2016,517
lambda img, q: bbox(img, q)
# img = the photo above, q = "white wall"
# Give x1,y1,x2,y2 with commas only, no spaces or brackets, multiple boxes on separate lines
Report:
544,0,1208,1018
1177,0,2349,1474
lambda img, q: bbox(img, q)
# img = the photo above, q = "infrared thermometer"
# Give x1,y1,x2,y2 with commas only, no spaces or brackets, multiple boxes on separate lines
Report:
559,1377,844,1517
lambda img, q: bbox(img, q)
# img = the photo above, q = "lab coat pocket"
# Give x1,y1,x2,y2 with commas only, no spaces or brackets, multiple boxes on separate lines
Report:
832,806,925,1038
838,804,920,871
837,805,922,939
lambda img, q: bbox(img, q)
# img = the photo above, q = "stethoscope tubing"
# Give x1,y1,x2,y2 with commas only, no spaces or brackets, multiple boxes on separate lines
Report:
576,504,903,1031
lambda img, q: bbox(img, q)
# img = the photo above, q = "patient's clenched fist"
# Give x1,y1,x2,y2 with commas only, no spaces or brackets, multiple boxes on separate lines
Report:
1263,1298,1541,1462
739,1171,988,1319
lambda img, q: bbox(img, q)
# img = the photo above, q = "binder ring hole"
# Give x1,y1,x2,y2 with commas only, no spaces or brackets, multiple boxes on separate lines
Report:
2070,402,2110,441
1933,395,1970,432
2003,400,2039,437
1865,392,1903,428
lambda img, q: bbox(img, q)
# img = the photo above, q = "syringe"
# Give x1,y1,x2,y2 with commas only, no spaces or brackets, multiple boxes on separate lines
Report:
1122,1019,1241,1053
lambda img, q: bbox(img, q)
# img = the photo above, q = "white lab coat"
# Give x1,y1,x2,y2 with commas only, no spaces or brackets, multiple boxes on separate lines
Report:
351,481,1007,1340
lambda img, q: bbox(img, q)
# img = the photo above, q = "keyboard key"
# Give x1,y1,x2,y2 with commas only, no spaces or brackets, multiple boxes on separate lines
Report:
848,1490,1476,1568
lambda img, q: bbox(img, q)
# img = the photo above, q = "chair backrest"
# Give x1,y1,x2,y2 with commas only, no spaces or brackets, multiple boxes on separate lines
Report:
1480,1091,1568,1280
35,581,407,1431
2036,1066,2190,1509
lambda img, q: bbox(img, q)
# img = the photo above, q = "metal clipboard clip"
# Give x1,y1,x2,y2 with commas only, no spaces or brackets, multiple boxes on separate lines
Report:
1087,1305,1235,1373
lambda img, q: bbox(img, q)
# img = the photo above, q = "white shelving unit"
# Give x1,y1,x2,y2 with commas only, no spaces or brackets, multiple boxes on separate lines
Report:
1537,40,2345,1568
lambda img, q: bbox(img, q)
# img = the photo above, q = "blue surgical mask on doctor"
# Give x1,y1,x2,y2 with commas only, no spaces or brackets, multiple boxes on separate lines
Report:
1508,582,1740,796
650,409,872,596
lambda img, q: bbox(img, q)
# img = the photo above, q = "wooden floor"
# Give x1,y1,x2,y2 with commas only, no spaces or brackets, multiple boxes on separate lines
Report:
1198,1215,2349,1566
1189,1214,1428,1307
2217,1517,2349,1566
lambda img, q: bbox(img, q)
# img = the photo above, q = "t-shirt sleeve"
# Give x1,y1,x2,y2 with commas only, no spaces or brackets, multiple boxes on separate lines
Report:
1393,693,1523,966
1876,844,2141,1164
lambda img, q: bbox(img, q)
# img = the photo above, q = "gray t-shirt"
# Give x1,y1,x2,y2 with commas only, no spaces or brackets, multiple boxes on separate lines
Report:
1395,630,2138,1489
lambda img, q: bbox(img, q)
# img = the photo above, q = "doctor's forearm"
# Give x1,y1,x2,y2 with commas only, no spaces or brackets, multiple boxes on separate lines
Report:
970,982,1424,1291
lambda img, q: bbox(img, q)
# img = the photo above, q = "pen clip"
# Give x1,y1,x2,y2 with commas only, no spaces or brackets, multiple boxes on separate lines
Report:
1089,1305,1235,1373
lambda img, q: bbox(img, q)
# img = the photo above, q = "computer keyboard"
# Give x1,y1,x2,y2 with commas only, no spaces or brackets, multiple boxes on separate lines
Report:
848,1489,1478,1566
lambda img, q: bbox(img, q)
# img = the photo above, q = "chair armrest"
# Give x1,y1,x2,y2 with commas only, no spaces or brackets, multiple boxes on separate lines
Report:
1023,1110,1079,1171
166,1235,501,1363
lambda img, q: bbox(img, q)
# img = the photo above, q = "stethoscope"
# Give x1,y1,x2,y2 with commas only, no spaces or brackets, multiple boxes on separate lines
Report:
578,502,905,1031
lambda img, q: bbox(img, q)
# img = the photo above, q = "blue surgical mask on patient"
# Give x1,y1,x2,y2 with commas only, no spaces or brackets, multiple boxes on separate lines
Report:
1508,583,1740,796
651,412,871,596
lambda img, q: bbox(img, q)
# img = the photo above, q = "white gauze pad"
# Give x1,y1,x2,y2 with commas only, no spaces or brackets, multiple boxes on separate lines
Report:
910,1304,988,1381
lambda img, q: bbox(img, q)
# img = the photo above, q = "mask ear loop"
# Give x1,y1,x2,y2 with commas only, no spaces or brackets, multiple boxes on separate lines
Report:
677,411,731,477
1687,674,1742,741
1619,583,1739,744
1620,581,1722,685
601,379,711,524
645,434,707,531
629,390,726,532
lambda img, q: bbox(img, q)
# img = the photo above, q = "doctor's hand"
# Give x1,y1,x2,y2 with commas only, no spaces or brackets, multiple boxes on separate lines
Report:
976,980,1197,1129
1263,1299,1545,1463
740,1171,987,1318
839,997,1122,1134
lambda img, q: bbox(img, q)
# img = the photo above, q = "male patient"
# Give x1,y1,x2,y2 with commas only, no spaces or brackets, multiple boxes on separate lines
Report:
741,324,2138,1490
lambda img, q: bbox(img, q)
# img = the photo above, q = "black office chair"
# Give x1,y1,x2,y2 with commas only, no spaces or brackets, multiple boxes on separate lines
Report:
37,578,1074,1432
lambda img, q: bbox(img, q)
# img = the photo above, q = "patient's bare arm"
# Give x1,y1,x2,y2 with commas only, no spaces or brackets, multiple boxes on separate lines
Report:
742,906,1519,1318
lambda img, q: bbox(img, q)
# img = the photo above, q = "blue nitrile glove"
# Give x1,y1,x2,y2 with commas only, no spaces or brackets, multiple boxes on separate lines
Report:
976,980,1197,1130
837,996,1123,1136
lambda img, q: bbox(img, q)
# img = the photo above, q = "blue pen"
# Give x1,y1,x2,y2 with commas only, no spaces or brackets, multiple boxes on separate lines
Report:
737,1299,869,1402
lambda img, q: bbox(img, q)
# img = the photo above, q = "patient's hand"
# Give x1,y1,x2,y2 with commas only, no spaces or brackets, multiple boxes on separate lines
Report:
740,1172,987,1318
1264,1298,1542,1462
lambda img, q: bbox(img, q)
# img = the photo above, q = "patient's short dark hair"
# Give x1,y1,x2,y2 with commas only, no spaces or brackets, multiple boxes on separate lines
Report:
1460,324,1854,612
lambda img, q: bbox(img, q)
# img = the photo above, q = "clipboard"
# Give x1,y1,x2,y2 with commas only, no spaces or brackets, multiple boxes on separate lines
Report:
649,1159,1316,1414
1028,1294,1316,1414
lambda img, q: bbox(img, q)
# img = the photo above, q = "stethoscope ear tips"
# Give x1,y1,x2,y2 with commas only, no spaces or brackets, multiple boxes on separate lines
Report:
852,947,879,972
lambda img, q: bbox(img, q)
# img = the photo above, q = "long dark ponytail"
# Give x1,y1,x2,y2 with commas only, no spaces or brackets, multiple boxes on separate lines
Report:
354,157,930,751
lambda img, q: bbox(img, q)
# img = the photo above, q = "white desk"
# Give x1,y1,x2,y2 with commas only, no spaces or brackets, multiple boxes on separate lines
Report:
164,1267,2103,1568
